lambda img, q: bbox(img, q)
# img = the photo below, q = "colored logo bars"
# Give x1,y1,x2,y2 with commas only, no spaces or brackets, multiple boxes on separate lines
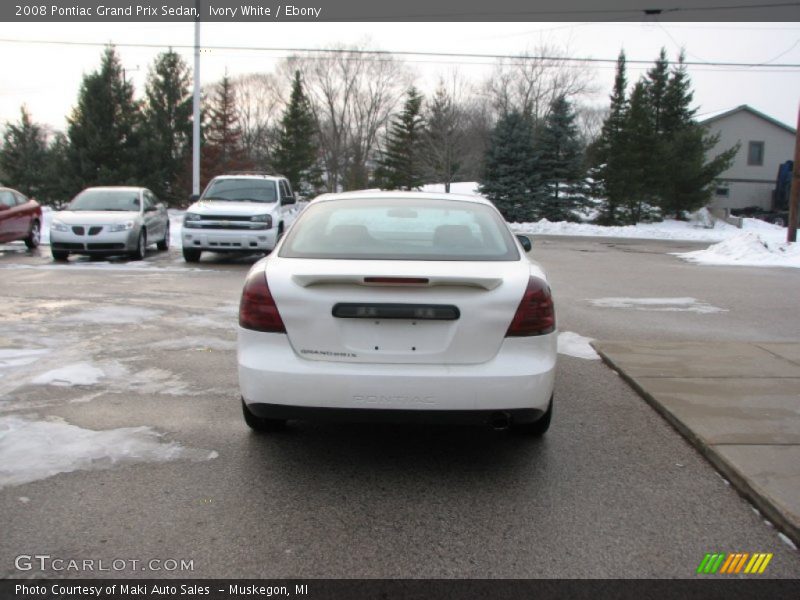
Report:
696,552,773,575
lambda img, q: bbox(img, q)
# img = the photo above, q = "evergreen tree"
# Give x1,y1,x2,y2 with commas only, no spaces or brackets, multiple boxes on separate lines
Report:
532,95,588,221
422,82,467,193
202,75,250,184
273,71,320,196
658,54,737,218
479,110,539,222
66,46,144,191
375,87,424,190
142,49,193,205
619,81,657,224
0,106,49,198
589,50,630,225
41,133,74,206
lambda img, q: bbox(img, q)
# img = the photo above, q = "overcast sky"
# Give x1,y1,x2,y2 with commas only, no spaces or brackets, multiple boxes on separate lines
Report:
1,21,798,133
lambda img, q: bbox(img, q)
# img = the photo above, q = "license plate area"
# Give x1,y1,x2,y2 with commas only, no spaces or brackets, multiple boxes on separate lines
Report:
332,303,460,320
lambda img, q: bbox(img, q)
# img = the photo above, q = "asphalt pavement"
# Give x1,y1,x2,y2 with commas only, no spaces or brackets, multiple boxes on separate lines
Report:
0,238,798,579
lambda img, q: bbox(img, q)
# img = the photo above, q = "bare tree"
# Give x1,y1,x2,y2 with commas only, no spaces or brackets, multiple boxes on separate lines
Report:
232,73,283,170
484,42,596,124
282,44,410,192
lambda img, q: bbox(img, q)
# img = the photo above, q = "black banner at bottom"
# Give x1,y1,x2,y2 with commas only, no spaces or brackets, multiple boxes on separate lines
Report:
2,579,800,600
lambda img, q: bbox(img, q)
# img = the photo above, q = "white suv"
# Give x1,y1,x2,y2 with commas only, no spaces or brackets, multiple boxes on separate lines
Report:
182,173,297,262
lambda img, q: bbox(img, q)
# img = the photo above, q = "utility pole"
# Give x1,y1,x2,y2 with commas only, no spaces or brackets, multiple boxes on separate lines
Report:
788,103,800,243
192,0,201,198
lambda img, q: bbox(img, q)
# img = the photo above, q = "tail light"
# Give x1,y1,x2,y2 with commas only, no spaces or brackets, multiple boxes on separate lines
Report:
506,277,556,337
239,269,286,333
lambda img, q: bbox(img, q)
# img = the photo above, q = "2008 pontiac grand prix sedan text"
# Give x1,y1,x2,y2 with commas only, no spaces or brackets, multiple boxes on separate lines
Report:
237,191,557,434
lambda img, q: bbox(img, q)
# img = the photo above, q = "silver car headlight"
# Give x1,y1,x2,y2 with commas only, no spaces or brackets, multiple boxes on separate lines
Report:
109,221,134,232
51,220,68,232
184,213,201,229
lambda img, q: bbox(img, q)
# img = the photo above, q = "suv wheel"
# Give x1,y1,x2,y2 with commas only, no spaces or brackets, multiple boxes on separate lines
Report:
183,247,201,263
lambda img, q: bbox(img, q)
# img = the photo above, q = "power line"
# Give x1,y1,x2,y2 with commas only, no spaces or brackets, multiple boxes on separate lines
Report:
1,37,799,69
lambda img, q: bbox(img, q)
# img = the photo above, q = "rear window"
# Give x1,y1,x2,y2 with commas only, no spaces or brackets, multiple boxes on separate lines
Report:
202,178,277,203
279,198,520,261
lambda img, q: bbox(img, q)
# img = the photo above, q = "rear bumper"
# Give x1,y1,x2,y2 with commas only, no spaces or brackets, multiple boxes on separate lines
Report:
247,402,546,425
238,329,557,415
182,227,278,252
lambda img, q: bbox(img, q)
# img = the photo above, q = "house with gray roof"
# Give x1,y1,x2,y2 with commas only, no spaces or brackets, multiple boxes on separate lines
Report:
700,105,796,212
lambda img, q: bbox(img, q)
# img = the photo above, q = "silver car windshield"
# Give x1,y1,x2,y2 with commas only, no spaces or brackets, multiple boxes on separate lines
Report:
69,190,140,211
280,198,520,261
202,179,277,203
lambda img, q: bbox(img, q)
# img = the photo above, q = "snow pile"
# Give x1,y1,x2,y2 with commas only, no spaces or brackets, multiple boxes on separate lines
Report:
0,348,50,370
675,233,800,269
557,332,600,360
0,415,217,489
590,297,726,314
32,363,105,386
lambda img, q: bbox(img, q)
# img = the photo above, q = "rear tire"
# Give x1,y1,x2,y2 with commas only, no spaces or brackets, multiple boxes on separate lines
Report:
24,221,40,249
512,396,553,436
182,247,201,262
51,248,69,262
242,398,286,433
157,224,170,251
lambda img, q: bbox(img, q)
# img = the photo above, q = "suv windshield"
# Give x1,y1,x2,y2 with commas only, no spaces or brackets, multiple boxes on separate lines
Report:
202,179,277,203
280,198,519,261
69,190,141,211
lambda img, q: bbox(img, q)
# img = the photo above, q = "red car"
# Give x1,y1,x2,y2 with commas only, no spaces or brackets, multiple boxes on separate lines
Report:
0,186,42,249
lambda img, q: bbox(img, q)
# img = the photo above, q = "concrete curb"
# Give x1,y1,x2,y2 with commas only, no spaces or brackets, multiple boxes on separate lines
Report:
593,343,800,549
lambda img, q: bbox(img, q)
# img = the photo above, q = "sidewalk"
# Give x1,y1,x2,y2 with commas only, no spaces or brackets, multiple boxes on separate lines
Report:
592,341,800,547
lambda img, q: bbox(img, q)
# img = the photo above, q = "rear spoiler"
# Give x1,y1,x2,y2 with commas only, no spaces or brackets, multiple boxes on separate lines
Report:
291,274,502,290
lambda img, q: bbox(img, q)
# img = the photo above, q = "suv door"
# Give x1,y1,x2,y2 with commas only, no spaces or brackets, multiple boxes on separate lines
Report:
278,179,295,229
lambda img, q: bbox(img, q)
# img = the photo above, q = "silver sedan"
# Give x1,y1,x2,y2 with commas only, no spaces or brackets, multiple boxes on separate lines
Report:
50,187,170,261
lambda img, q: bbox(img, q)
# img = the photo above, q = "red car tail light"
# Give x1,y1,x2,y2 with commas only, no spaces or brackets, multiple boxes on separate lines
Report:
506,277,556,337
239,269,286,333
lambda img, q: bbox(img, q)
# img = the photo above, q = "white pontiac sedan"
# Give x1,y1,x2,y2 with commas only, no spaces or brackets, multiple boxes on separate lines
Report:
238,191,557,434
50,187,170,261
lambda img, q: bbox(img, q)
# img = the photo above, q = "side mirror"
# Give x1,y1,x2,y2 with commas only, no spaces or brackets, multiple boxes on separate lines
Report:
145,204,157,212
189,193,200,203
283,195,296,205
516,234,532,252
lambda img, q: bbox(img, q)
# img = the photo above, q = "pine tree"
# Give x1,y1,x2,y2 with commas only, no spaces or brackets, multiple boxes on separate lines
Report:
658,53,737,218
142,49,193,205
422,82,467,193
0,106,49,198
273,71,320,197
589,50,630,225
375,87,424,190
202,75,250,183
66,46,144,191
619,81,657,224
479,110,539,223
532,95,588,221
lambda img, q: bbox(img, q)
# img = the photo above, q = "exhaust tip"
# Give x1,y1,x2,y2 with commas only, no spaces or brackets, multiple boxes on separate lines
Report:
489,411,511,431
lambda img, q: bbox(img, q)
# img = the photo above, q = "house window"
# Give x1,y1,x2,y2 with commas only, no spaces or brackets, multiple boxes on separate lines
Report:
715,186,730,197
747,141,764,166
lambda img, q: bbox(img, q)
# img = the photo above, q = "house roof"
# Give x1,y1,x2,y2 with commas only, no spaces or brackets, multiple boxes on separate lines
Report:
699,105,796,135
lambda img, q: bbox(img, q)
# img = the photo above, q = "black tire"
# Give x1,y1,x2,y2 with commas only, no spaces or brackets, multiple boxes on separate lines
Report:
242,398,286,432
512,396,553,436
182,247,201,263
51,248,69,261
24,220,41,249
130,230,146,261
157,224,170,251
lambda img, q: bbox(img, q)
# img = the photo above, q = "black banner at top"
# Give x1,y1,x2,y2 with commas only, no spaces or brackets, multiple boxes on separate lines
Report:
3,0,800,22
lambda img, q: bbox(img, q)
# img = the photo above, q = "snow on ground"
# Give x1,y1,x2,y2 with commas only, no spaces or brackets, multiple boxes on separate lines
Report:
557,332,600,360
31,363,105,387
0,415,217,489
60,306,161,324
674,233,800,269
590,297,727,314
0,348,50,370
